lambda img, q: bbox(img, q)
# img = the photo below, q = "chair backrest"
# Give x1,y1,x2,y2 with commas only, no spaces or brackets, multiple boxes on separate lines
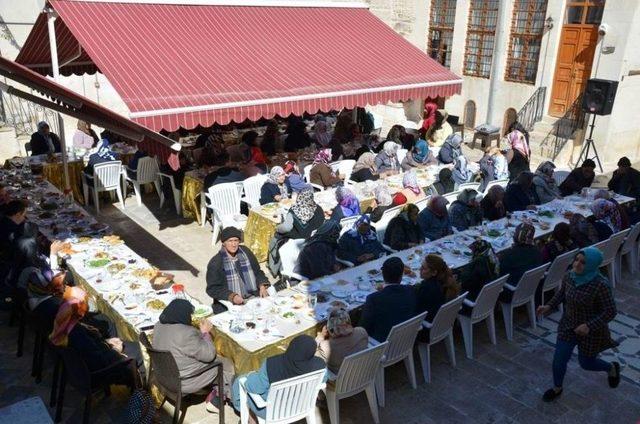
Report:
553,170,570,186
415,195,430,211
429,293,467,342
334,342,387,395
457,182,481,191
542,248,579,291
235,181,245,197
511,263,549,305
376,206,403,244
207,182,241,217
279,238,306,277
470,275,508,320
620,222,640,254
243,174,268,207
484,178,508,194
381,204,403,220
145,345,182,395
264,369,326,423
383,311,428,365
443,191,461,208
94,161,122,189
24,141,32,155
58,346,92,393
340,215,360,234
600,229,630,264
336,159,356,181
397,148,408,164
134,157,160,184
303,164,313,183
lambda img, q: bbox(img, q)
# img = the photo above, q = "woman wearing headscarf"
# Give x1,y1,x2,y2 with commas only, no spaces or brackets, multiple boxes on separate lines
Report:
259,166,290,205
261,120,280,156
417,195,453,241
480,185,507,221
394,170,426,204
385,125,406,146
438,133,463,164
330,186,361,222
533,161,562,204
505,171,539,212
416,254,460,322
569,213,600,247
421,101,438,134
282,160,310,194
506,129,531,180
72,120,98,150
458,239,500,306
449,189,482,231
369,184,394,222
153,299,235,410
401,137,437,170
333,110,354,144
50,288,143,387
384,203,424,251
374,142,401,173
428,110,453,148
232,335,327,420
276,188,324,240
431,168,455,195
313,120,332,148
310,148,341,189
284,116,311,151
84,133,119,176
541,223,578,263
337,214,387,265
537,247,620,402
590,198,623,240
316,307,368,374
298,220,342,279
351,152,380,183
498,223,543,300
30,121,61,156
452,155,472,187
594,189,631,230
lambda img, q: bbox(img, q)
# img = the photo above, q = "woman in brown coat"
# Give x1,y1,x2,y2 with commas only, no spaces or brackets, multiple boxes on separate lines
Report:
537,247,620,402
310,148,341,189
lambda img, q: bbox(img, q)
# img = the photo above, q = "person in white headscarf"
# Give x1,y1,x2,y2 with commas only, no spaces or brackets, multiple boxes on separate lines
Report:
533,161,562,204
374,142,400,173
260,166,290,205
452,155,472,187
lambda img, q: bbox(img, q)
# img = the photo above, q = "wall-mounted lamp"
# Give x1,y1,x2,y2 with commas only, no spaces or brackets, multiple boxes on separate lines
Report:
544,16,554,31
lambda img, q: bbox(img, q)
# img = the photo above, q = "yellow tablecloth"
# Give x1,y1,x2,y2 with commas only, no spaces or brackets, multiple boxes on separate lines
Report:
243,210,279,262
182,174,204,223
42,160,85,204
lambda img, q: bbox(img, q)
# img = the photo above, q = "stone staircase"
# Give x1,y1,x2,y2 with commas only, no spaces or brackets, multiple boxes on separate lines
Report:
527,114,583,169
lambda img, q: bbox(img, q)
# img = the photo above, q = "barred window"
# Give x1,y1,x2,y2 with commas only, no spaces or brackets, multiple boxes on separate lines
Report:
464,0,500,78
505,0,548,84
427,0,457,68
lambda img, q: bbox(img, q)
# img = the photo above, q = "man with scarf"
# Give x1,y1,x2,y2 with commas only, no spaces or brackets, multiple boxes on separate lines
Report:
30,121,61,156
206,227,270,313
337,214,387,265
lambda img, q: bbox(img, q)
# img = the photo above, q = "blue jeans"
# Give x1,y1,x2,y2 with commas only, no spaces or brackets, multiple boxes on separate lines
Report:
552,338,612,387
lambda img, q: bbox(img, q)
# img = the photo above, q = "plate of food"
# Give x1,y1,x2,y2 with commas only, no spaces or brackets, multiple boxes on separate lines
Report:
486,229,502,238
329,299,349,309
350,291,369,303
146,299,166,311
192,304,213,319
88,258,110,268
403,266,417,278
107,263,126,274
367,269,381,277
281,311,297,320
331,289,349,298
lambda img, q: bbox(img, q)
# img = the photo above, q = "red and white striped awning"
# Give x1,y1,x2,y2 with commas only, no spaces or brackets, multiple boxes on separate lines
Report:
17,0,463,132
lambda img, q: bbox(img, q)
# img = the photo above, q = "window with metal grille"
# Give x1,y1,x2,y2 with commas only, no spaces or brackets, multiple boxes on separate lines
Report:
427,0,457,68
505,0,548,84
464,0,499,78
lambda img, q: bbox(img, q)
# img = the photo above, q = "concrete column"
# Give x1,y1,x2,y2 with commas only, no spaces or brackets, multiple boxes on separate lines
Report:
486,0,514,125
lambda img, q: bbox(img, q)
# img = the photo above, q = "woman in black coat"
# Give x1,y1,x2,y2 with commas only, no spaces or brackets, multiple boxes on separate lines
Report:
383,204,424,251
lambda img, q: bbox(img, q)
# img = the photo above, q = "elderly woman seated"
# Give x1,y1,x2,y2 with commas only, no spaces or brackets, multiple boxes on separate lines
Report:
541,223,579,263
498,223,543,301
232,335,326,421
374,142,401,174
533,161,562,204
206,227,271,313
316,307,368,374
449,189,483,231
401,137,437,170
393,170,426,205
369,185,395,223
330,186,361,222
417,195,453,241
298,220,342,279
431,168,456,195
480,185,507,221
350,152,380,183
310,149,341,189
590,198,626,241
260,166,291,205
275,188,325,240
505,172,539,212
337,214,387,265
153,299,235,413
384,204,424,251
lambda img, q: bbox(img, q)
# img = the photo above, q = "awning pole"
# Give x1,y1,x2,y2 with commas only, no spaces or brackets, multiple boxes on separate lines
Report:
46,9,71,199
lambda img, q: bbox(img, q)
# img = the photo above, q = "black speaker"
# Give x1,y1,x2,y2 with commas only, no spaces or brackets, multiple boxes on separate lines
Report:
581,78,618,115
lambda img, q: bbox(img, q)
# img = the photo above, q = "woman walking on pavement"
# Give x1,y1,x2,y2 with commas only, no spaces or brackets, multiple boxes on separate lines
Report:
537,247,621,402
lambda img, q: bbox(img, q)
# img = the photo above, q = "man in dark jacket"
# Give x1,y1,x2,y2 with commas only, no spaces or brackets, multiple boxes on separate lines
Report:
359,257,417,342
505,172,539,212
608,156,640,202
206,227,270,313
30,121,62,156
559,159,596,196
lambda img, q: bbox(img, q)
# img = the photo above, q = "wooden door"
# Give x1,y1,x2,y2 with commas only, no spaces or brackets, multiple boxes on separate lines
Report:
549,1,603,117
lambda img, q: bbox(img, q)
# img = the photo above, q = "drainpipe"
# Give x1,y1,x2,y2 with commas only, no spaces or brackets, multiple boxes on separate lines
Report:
485,0,511,125
46,8,71,198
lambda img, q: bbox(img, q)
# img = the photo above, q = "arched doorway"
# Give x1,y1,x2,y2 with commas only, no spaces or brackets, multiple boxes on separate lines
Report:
463,100,476,130
502,107,518,136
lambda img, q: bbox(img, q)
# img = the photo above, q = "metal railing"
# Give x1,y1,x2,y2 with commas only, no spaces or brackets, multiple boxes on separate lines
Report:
0,87,60,137
516,86,546,132
538,93,586,162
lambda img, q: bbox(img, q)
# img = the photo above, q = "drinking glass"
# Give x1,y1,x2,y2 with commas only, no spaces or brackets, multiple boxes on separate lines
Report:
308,293,317,309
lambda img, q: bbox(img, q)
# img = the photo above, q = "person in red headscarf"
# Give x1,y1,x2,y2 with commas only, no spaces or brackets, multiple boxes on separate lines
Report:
421,101,439,134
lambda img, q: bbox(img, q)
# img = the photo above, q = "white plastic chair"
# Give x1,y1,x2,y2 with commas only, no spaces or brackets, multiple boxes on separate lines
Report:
376,205,403,250
339,215,360,234
371,311,427,407
336,159,356,182
323,342,388,424
123,156,164,207
304,164,325,192
540,249,579,307
499,264,549,340
415,196,430,211
396,148,408,164
238,369,325,424
483,178,509,195
617,222,640,280
158,167,182,215
593,229,629,287
371,112,383,135
418,293,467,383
443,190,461,208
203,182,246,244
456,182,481,192
242,174,268,209
279,238,309,283
458,276,508,359
83,161,124,214
553,170,570,186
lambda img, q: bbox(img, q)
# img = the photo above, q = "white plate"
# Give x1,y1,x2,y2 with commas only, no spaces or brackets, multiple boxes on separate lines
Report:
192,304,213,319
246,298,272,312
327,299,350,309
331,289,349,298
350,291,369,303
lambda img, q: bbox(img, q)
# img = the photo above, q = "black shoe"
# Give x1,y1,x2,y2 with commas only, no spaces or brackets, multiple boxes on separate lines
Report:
542,388,563,402
608,362,621,388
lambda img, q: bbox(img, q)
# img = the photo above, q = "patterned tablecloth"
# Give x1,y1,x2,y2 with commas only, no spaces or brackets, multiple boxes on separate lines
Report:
181,173,204,222
41,160,85,203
